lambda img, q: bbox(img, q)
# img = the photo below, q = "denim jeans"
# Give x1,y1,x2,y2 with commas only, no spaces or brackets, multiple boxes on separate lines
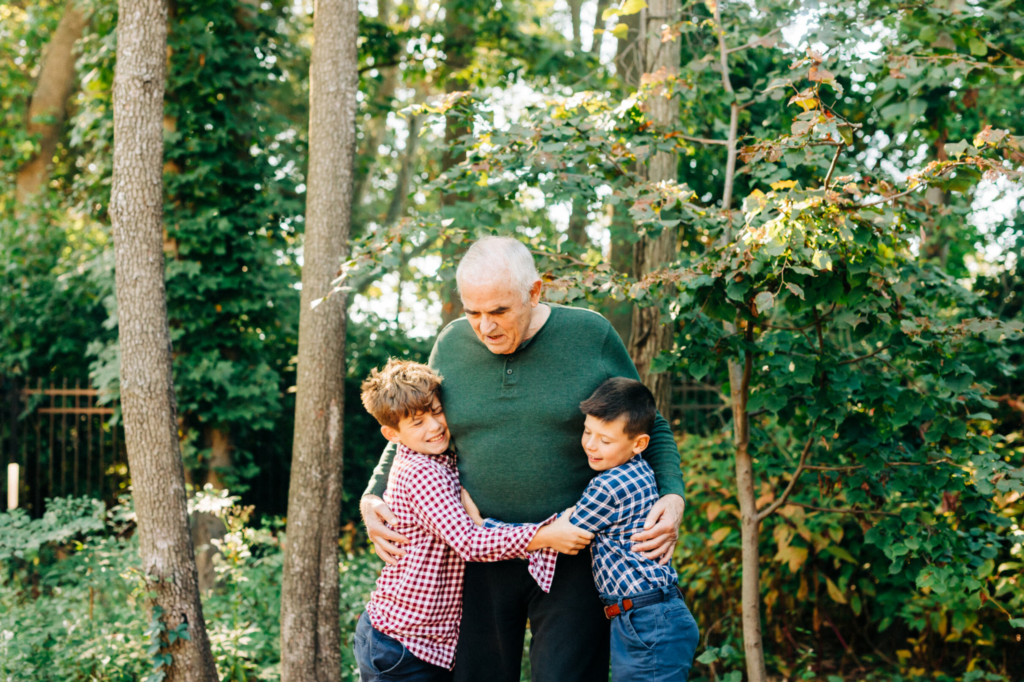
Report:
354,614,454,682
602,586,700,682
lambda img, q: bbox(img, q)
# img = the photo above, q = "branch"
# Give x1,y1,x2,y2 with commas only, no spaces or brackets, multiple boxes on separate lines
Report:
838,344,891,365
858,185,923,208
726,28,782,54
823,142,844,189
680,134,729,146
803,465,864,471
359,60,399,74
757,418,819,522
789,503,898,516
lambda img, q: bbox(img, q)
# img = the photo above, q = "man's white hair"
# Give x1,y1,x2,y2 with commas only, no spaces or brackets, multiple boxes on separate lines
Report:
456,236,541,303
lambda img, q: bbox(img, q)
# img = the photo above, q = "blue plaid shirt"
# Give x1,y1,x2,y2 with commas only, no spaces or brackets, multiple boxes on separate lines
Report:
569,456,678,599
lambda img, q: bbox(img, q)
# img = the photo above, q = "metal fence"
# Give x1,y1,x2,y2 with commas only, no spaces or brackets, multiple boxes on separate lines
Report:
671,380,728,436
1,378,125,516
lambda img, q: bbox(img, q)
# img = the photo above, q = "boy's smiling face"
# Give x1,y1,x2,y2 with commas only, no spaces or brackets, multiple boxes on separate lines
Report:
381,395,450,455
581,414,650,472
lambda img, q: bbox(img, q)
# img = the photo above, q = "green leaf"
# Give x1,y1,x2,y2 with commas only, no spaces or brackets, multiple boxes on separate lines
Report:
785,282,805,300
1010,618,1024,629
968,38,987,56
944,139,975,160
696,648,720,664
754,290,775,314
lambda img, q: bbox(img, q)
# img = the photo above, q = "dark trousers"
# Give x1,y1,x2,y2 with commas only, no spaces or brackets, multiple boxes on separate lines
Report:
603,587,699,682
355,615,454,682
454,551,610,682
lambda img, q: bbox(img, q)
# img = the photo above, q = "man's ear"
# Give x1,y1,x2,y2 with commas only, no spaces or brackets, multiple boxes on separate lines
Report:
529,279,543,306
632,434,651,454
381,425,402,444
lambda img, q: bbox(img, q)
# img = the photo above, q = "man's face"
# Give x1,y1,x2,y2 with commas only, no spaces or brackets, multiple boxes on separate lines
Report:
460,280,540,355
383,395,450,455
581,415,649,472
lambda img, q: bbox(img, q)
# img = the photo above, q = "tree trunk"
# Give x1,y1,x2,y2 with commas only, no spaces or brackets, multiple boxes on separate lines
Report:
614,10,643,88
109,0,218,679
729,328,767,682
568,0,583,48
193,427,231,593
437,0,474,330
384,113,422,225
591,0,611,55
627,0,679,419
15,0,87,204
279,0,358,679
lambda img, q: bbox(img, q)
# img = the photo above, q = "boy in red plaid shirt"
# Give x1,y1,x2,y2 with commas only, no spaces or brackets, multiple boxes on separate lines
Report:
356,359,592,682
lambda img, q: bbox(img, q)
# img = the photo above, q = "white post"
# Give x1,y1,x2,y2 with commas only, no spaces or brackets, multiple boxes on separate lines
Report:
6,463,17,510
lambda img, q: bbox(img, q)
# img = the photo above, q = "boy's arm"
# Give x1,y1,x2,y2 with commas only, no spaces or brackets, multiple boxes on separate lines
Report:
407,465,548,564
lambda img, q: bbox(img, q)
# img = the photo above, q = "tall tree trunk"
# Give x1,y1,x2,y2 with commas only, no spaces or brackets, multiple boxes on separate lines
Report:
437,0,474,330
568,0,583,49
15,0,87,204
614,10,643,88
109,0,218,679
713,3,766,679
279,0,358,679
627,0,680,419
591,0,611,55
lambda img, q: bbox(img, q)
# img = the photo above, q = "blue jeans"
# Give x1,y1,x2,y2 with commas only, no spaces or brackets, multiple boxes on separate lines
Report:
354,614,454,682
602,586,700,682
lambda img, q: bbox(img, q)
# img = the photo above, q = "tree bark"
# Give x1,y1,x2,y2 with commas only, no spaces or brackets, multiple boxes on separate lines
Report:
384,113,422,225
591,0,611,55
627,0,679,419
568,0,583,48
193,427,231,593
15,0,87,204
109,0,218,679
279,0,358,679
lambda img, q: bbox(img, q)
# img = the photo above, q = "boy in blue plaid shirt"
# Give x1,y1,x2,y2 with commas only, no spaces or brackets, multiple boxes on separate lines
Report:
464,377,699,681
569,377,699,682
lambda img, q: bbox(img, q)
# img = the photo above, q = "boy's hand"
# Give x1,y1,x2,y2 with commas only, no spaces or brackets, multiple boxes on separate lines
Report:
630,493,684,565
360,495,409,565
460,488,485,526
528,508,594,554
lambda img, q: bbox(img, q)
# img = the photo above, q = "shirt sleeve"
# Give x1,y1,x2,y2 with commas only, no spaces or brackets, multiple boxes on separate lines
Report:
569,477,622,534
482,518,558,593
406,465,542,563
600,326,686,501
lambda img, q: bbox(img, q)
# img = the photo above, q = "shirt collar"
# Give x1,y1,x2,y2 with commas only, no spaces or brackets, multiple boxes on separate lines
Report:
397,443,455,464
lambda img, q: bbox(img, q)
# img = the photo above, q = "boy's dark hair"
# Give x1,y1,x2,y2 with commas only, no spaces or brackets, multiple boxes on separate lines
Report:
579,377,656,438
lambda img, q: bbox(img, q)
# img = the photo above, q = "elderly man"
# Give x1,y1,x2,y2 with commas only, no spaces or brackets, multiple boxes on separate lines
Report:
361,236,685,682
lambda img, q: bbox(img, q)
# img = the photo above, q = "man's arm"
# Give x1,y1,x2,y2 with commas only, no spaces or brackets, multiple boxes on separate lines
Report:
362,440,397,500
600,326,685,499
600,324,686,565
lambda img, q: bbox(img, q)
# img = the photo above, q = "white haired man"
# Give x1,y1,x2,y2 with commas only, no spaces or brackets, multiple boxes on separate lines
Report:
360,236,686,682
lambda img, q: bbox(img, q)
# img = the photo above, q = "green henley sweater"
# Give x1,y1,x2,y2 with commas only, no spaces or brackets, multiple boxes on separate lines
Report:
363,304,685,523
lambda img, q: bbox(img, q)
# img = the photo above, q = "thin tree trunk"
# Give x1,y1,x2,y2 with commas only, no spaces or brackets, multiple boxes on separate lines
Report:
591,0,611,54
628,0,679,419
567,198,589,247
193,427,230,593
714,3,767,679
279,0,358,679
15,0,87,204
384,113,422,225
109,0,218,679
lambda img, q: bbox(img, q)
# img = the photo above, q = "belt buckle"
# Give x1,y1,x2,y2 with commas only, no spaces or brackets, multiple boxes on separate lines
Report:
603,598,633,619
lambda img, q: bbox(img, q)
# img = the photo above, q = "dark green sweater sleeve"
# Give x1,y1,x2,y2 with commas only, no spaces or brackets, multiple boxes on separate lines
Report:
600,326,686,500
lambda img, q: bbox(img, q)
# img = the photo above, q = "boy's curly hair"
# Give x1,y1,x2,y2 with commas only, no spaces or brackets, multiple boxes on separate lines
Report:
360,359,443,429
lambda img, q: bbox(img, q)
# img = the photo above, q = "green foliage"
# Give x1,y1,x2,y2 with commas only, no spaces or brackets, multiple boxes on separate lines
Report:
0,495,380,681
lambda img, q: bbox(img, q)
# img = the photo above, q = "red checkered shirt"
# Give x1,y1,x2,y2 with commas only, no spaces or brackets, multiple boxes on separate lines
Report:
365,444,557,670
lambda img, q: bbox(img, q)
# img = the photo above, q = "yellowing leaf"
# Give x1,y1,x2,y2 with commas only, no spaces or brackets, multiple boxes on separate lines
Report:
610,22,630,39
706,501,723,522
770,180,797,190
754,290,775,314
826,577,847,604
617,0,648,16
812,250,832,271
775,544,808,573
707,527,732,546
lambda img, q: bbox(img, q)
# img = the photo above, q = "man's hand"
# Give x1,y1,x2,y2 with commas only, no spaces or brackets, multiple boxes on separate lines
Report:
630,494,685,565
528,507,594,554
360,495,409,565
460,488,485,526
